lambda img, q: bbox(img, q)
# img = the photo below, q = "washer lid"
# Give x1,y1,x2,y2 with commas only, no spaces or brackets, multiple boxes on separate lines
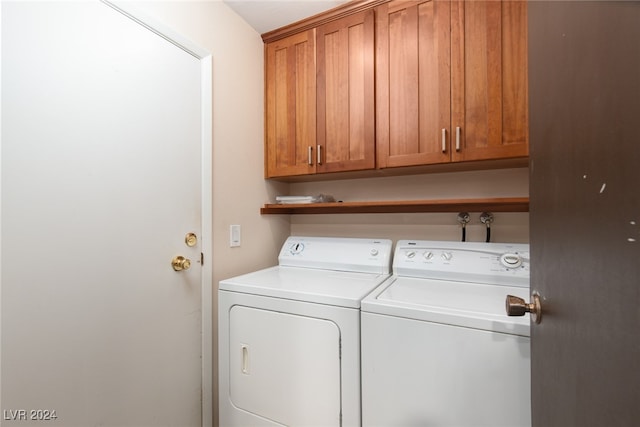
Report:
219,266,390,308
361,276,530,336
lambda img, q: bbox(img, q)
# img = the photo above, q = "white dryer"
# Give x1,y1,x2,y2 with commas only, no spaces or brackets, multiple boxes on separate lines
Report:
361,240,531,427
219,236,392,427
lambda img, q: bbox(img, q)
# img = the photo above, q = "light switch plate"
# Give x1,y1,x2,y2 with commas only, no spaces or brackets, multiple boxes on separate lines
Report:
230,225,241,247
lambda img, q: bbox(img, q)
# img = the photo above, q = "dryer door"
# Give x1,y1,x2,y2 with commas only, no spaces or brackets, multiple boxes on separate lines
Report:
229,306,341,426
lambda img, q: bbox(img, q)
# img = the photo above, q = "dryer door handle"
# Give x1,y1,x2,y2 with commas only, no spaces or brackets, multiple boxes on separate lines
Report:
241,344,250,374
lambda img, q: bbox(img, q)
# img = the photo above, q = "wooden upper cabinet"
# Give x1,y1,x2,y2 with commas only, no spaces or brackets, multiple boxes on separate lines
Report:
264,0,528,179
316,10,376,173
377,0,528,169
451,0,529,162
376,0,452,168
265,30,316,178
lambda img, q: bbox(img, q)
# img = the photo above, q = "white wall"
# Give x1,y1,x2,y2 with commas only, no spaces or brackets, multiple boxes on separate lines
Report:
289,168,530,244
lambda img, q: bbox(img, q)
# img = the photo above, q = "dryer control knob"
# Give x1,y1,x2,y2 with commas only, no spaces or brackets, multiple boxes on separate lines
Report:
441,252,453,261
370,248,379,256
405,250,416,259
289,243,305,255
423,251,434,260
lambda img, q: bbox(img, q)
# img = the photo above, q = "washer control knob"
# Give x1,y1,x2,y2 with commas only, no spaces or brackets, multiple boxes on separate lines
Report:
423,251,434,260
370,248,379,256
500,253,523,268
405,250,416,259
441,252,453,261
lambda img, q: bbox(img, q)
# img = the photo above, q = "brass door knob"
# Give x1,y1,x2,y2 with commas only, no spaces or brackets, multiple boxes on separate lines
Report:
506,294,542,324
171,255,191,271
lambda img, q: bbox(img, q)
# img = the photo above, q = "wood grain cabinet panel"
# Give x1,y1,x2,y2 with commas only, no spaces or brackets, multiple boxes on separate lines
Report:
376,0,452,168
377,0,528,169
316,10,376,174
264,0,528,179
451,0,528,162
265,30,316,178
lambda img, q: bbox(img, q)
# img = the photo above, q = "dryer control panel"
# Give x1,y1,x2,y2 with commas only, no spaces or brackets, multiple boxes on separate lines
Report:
279,236,393,274
394,240,530,287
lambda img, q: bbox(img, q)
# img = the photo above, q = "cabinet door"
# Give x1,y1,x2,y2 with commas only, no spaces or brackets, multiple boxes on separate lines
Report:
376,0,452,168
451,0,528,162
317,10,375,173
265,30,316,178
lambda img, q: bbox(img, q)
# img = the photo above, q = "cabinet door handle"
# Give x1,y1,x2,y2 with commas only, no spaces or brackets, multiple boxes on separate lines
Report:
441,129,447,153
455,126,461,151
317,145,323,165
308,146,313,165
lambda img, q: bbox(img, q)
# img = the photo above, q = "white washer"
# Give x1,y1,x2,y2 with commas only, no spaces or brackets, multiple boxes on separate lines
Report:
219,236,393,427
361,240,531,427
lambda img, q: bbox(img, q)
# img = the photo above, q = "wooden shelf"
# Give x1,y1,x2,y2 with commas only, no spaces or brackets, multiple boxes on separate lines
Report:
261,197,529,215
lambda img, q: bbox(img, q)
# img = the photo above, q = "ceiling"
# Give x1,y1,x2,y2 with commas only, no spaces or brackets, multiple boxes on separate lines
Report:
223,0,349,35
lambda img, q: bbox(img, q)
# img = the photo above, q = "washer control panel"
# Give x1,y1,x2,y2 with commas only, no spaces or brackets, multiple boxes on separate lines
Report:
394,240,530,287
279,236,393,274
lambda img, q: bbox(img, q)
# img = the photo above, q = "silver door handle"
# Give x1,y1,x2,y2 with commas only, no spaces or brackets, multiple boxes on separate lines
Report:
441,129,447,153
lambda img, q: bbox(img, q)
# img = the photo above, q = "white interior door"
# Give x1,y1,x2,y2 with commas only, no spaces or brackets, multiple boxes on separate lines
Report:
1,2,212,426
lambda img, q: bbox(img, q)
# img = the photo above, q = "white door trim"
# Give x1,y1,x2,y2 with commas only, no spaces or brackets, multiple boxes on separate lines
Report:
99,2,213,425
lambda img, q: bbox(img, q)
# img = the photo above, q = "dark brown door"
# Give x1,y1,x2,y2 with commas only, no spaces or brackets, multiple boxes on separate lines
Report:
529,2,640,426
